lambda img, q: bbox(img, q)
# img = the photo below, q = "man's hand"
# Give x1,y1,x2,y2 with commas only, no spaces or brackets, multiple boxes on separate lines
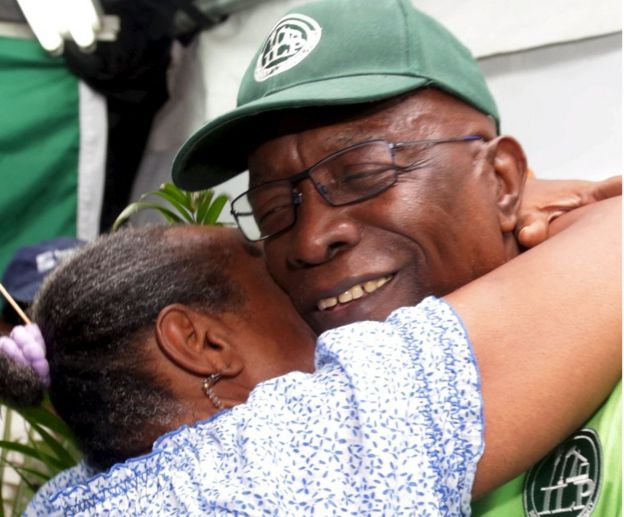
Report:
516,176,622,248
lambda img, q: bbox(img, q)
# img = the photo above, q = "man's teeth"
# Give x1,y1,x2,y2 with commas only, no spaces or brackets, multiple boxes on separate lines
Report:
317,275,392,311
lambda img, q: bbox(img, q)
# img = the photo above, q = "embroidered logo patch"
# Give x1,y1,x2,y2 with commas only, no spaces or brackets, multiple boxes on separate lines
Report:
254,13,322,82
523,429,602,517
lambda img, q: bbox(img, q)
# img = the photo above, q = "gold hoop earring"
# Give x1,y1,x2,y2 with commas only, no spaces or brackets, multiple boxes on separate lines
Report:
202,373,224,409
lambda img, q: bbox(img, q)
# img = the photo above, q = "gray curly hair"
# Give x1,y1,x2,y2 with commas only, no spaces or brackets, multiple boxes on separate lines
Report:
0,225,244,470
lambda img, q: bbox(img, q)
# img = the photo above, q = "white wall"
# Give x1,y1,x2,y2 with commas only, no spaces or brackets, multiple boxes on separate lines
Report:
413,0,620,58
482,34,621,180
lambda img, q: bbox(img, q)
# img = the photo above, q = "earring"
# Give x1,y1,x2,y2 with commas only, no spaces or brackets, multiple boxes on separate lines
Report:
202,373,224,410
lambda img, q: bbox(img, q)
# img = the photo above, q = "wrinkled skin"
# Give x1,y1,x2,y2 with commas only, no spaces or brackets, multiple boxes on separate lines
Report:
249,89,528,334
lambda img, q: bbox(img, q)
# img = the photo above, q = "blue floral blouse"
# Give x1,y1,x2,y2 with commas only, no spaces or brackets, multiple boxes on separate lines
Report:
26,297,483,516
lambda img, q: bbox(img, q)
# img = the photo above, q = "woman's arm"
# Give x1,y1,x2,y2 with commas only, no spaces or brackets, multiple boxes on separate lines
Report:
446,196,621,498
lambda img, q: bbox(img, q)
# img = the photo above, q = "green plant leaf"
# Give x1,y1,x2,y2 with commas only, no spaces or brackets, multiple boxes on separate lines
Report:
3,461,40,494
184,190,195,212
0,441,65,471
26,423,77,468
150,191,194,223
159,182,190,206
1,407,12,488
115,182,228,229
203,194,229,225
194,190,215,223
112,202,184,231
0,459,49,483
11,473,35,517
16,406,74,441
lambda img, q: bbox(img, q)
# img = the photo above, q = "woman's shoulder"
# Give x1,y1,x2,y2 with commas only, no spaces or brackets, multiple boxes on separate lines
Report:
24,461,96,516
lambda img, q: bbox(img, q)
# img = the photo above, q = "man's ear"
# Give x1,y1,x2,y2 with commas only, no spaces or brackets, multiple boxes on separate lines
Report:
155,304,243,377
489,136,528,233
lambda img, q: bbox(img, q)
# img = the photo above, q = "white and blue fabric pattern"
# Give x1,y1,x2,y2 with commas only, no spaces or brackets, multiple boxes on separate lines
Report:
25,297,483,516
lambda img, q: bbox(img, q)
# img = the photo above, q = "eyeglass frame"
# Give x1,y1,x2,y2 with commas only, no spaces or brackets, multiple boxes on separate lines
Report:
230,135,485,242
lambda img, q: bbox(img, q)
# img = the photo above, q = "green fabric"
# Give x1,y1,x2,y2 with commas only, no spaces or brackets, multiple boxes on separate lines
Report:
0,37,79,281
173,0,499,190
472,382,621,516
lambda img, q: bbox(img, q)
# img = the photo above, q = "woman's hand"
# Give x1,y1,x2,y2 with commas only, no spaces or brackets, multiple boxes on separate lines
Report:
516,176,621,248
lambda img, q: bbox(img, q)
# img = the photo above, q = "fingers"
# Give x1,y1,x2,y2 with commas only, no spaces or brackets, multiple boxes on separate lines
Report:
516,176,622,249
516,215,549,248
590,175,622,202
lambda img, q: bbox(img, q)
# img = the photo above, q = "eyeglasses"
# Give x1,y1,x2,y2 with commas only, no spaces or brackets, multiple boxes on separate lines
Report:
231,135,484,241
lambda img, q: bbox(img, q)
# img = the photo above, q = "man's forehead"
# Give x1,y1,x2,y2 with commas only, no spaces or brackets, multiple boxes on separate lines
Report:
268,89,471,138
247,122,380,185
320,126,384,149
247,91,454,183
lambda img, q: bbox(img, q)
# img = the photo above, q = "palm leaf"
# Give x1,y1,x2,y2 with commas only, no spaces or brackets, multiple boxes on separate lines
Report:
202,194,229,225
112,182,229,229
150,191,194,223
10,477,34,517
0,407,12,517
159,182,190,206
194,190,215,223
26,423,77,468
0,441,65,471
112,202,184,231
17,405,74,440
0,460,49,483
3,461,39,495
184,190,196,212
0,402,80,515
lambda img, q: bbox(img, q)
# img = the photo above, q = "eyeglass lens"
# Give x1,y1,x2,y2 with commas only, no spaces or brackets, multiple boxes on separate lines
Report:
232,141,397,241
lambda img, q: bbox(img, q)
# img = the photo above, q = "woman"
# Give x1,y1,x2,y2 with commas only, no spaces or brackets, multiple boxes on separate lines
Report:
2,197,619,515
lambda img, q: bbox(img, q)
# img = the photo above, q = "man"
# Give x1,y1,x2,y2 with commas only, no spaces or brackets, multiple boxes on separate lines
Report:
173,0,620,514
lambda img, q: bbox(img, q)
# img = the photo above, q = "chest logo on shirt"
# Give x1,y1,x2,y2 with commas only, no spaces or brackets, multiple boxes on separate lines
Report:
254,14,322,82
523,428,602,517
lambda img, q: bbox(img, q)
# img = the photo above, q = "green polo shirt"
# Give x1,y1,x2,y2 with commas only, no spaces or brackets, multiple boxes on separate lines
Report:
472,382,621,516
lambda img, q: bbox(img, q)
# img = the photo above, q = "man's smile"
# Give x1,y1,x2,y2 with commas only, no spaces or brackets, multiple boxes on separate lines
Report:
317,274,394,311
301,270,407,333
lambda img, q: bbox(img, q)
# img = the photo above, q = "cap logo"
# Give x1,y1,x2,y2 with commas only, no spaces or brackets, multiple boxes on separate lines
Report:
35,248,77,273
254,13,321,82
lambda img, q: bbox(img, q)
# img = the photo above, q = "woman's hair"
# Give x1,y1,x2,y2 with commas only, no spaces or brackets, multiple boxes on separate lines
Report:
0,225,244,470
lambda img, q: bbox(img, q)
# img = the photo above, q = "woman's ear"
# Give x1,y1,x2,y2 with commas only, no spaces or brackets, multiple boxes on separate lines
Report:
489,136,528,233
155,304,242,377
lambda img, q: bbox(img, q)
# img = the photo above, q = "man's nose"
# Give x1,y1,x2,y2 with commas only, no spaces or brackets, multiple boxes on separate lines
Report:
287,181,360,268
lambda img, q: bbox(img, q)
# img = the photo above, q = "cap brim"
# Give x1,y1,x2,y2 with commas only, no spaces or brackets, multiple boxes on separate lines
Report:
173,75,430,191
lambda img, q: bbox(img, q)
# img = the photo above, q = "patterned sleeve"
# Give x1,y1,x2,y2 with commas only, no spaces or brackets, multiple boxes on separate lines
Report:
36,297,482,516
388,297,483,515
315,296,483,515
23,461,96,516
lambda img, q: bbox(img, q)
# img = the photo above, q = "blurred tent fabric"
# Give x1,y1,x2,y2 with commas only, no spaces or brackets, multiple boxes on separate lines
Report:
0,0,103,279
0,37,81,277
62,1,175,231
0,0,268,276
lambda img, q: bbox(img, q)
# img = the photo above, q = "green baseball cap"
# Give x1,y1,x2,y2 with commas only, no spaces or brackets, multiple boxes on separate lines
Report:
173,0,499,191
